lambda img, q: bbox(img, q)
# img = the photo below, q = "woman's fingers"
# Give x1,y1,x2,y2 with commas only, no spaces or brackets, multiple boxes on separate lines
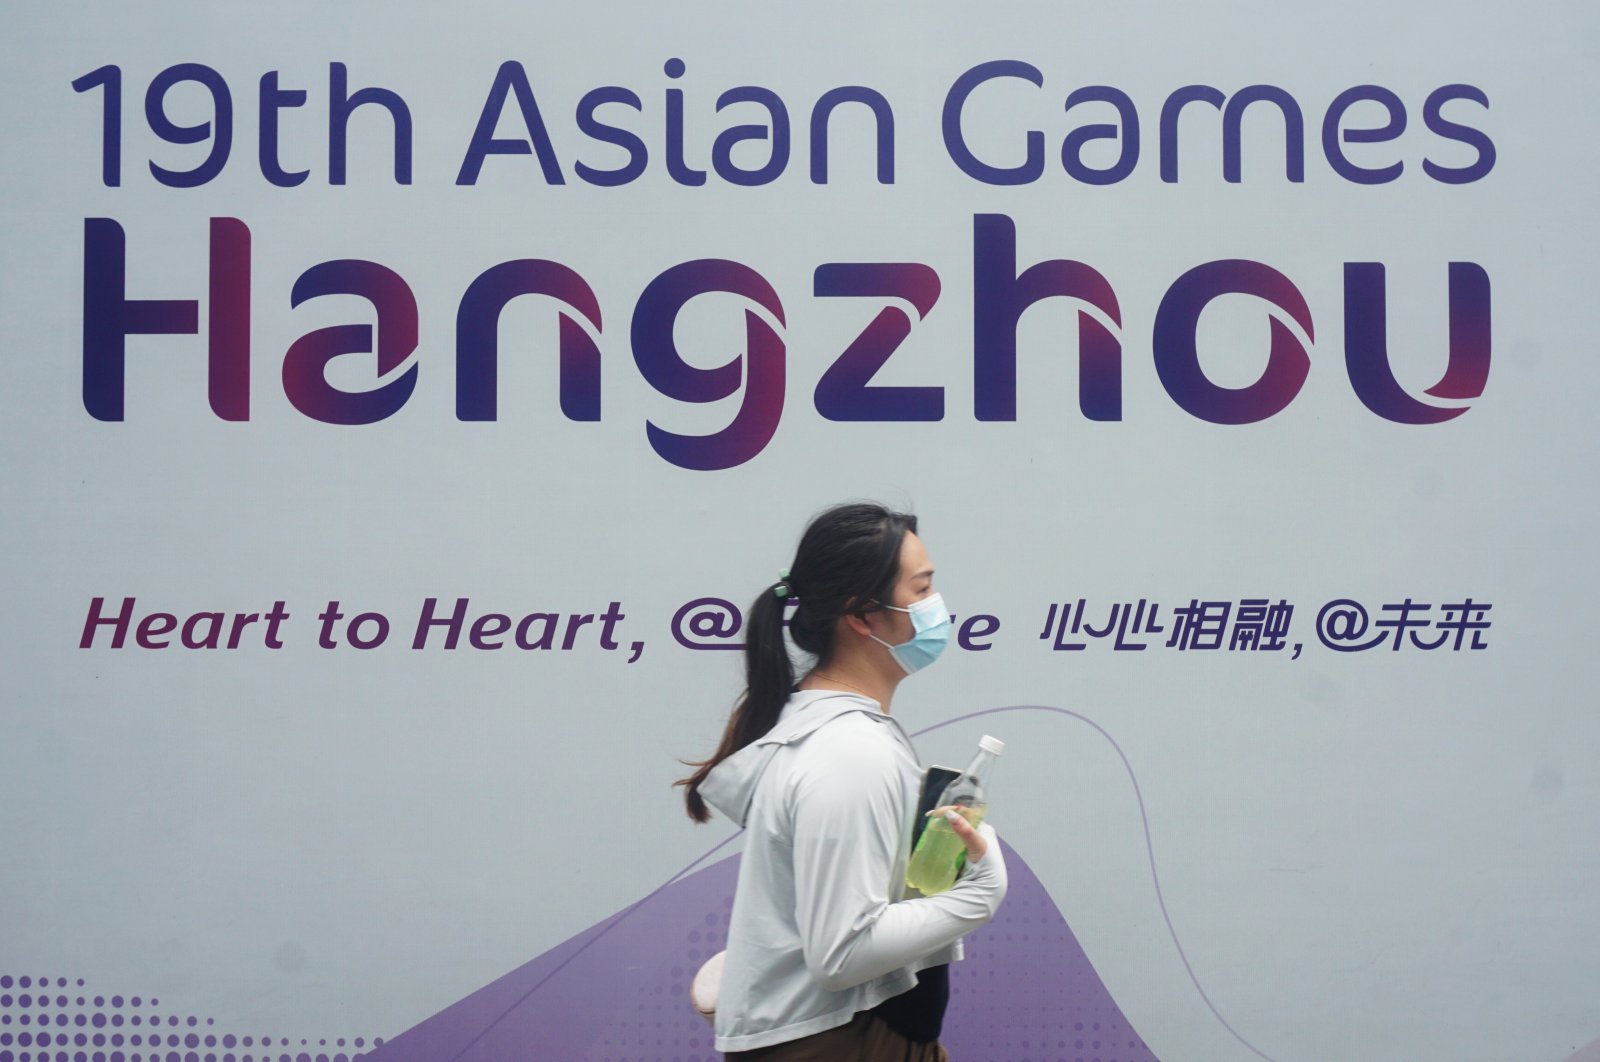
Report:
932,806,988,863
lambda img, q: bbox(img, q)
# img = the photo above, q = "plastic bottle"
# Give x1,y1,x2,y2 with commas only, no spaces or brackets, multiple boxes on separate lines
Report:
905,734,1005,895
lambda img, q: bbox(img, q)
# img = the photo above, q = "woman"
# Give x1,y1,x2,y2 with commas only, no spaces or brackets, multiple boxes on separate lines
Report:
677,502,1009,1060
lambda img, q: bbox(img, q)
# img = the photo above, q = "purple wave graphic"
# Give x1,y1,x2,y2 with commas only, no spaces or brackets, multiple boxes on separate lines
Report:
368,842,1156,1062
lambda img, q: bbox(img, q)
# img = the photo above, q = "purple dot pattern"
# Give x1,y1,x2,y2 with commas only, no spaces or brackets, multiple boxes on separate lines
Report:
366,841,1160,1061
0,976,381,1062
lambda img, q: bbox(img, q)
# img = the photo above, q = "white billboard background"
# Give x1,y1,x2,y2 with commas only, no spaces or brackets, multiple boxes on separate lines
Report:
3,2,1596,1060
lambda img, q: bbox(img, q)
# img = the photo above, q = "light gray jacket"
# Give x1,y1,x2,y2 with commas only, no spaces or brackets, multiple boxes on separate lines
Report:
699,690,1008,1052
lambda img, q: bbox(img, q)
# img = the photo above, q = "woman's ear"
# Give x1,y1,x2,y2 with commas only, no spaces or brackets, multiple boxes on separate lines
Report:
839,598,874,639
842,609,874,638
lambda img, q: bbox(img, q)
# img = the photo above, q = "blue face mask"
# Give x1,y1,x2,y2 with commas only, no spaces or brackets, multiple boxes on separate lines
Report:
870,593,952,675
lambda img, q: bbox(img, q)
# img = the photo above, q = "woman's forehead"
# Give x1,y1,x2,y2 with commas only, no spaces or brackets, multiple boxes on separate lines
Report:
898,531,933,578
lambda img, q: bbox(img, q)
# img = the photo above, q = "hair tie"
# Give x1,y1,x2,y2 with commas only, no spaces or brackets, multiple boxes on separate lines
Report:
773,568,792,599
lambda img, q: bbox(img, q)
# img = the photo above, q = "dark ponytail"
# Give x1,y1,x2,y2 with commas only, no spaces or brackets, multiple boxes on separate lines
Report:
676,502,917,822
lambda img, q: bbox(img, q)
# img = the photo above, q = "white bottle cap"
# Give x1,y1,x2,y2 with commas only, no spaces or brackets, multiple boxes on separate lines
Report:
979,734,1005,755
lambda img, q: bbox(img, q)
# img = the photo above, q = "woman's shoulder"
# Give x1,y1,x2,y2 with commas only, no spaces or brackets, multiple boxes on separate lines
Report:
804,701,897,745
783,708,910,786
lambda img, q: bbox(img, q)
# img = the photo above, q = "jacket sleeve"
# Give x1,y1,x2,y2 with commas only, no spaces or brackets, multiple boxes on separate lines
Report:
787,727,1008,993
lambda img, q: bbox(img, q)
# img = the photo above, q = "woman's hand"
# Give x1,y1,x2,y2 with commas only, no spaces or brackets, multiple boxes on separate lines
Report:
931,806,989,864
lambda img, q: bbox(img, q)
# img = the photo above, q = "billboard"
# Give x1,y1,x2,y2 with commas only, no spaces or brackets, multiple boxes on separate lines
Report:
3,3,1596,1059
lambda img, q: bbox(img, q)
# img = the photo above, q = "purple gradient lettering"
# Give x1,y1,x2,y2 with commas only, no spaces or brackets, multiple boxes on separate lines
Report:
662,58,705,187
456,260,604,422
712,86,789,186
813,262,942,421
457,61,564,186
973,213,1122,421
70,65,123,186
1343,262,1490,424
283,260,418,424
574,87,647,186
1062,86,1140,185
942,60,1045,185
144,64,233,188
631,260,786,470
809,87,894,184
259,71,311,187
1322,86,1407,185
1161,84,1305,183
1422,85,1496,184
1152,260,1313,424
208,219,252,419
329,62,412,186
82,217,250,421
1222,85,1304,183
1158,85,1225,183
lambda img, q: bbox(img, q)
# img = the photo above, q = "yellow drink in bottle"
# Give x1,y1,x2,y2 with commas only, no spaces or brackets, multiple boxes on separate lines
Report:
906,803,986,894
905,735,1003,895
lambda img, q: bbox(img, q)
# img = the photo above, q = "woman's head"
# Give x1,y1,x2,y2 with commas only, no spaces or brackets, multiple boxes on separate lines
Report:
783,503,920,665
676,501,922,822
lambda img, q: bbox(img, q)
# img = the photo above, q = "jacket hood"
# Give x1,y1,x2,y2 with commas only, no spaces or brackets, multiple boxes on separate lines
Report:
699,690,903,827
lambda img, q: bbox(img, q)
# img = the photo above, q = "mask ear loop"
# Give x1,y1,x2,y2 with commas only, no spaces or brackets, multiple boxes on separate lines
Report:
844,595,885,621
864,599,912,658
